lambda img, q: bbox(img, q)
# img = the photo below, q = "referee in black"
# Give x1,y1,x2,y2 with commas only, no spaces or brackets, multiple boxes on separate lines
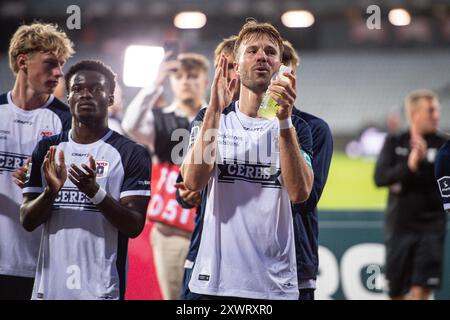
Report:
375,89,447,300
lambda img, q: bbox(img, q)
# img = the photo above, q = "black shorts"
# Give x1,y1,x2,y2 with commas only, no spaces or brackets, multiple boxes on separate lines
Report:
0,275,34,300
385,232,445,297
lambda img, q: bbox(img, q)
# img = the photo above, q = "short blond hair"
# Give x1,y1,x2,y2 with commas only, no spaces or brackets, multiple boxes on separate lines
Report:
214,35,238,67
404,89,438,120
177,53,209,73
282,40,300,68
9,22,75,74
234,18,284,60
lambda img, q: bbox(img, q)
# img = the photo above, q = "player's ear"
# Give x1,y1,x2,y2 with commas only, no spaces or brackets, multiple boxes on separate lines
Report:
108,94,114,106
16,54,28,73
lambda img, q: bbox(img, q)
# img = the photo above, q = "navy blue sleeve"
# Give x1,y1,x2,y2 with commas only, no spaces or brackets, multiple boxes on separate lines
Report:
187,108,206,150
435,141,450,211
175,173,196,209
120,144,152,198
47,99,72,131
294,118,333,214
292,115,313,169
177,109,207,208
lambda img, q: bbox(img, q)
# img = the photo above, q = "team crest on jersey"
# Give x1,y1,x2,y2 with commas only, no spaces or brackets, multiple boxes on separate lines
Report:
95,161,110,178
438,176,450,198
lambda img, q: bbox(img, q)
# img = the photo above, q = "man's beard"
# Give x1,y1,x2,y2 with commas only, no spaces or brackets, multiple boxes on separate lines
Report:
240,69,271,94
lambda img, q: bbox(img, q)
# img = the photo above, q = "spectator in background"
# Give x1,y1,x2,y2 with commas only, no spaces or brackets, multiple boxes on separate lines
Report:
374,89,447,300
121,52,209,300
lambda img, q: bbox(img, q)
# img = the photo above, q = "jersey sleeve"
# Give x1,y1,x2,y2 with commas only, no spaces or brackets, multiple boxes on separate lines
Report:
293,115,313,170
120,144,152,198
435,142,450,211
23,138,51,194
187,108,206,150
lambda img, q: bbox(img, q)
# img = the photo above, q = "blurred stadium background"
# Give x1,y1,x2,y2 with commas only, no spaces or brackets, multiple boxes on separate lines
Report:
1,0,449,299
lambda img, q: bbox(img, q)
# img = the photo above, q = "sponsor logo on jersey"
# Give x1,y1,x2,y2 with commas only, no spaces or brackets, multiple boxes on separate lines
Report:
95,161,109,178
39,130,54,137
438,176,450,198
217,159,281,188
14,119,33,125
0,151,29,172
53,187,97,211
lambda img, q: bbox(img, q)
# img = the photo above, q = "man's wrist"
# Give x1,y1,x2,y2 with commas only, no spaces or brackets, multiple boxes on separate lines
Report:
88,185,107,205
278,117,293,130
44,186,59,199
85,183,100,198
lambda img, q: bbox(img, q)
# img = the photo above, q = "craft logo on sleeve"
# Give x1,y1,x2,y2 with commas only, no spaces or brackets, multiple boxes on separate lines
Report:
95,161,110,178
438,176,450,198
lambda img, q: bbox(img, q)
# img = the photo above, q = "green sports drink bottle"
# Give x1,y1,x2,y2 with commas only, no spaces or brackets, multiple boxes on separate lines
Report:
257,64,292,120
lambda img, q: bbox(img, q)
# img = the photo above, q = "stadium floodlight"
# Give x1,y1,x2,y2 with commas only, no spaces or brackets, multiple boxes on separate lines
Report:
281,10,315,28
388,8,411,26
123,45,165,88
174,11,207,29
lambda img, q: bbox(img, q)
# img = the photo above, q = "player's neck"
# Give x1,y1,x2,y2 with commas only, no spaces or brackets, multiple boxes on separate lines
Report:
11,74,50,111
238,85,264,118
410,125,425,137
176,98,202,120
71,120,109,144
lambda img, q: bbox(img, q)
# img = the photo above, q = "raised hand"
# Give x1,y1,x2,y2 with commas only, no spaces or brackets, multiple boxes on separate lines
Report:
43,146,67,194
268,71,297,120
408,135,427,172
153,51,181,87
68,155,99,198
12,158,30,188
209,54,238,112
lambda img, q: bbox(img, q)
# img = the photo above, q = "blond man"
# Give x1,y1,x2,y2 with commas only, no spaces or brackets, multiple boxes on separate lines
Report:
0,22,74,299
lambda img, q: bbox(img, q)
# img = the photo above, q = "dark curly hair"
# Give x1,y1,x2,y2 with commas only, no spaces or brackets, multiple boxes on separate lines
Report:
65,60,116,94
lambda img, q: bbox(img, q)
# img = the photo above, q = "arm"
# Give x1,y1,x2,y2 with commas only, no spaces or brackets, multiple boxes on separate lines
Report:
270,72,313,203
21,189,57,231
279,126,314,203
182,55,237,191
297,121,333,213
374,135,411,187
121,85,161,146
121,55,181,146
21,146,67,231
67,155,150,238
175,174,201,209
93,194,148,238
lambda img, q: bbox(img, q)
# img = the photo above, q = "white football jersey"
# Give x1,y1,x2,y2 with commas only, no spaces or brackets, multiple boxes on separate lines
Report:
0,92,71,278
23,130,151,300
188,102,313,300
